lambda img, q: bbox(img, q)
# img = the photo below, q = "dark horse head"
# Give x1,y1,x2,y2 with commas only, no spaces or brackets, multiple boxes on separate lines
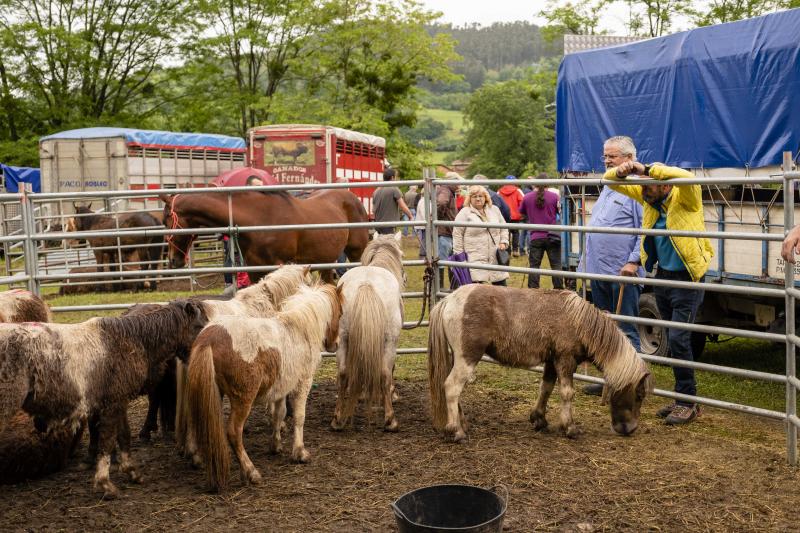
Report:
604,371,651,436
159,194,196,269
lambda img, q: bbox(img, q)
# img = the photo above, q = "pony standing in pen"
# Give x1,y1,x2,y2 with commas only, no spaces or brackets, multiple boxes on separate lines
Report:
428,284,651,442
331,233,406,432
187,282,343,492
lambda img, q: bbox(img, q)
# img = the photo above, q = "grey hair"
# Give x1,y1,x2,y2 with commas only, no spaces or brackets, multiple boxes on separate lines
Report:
605,136,637,161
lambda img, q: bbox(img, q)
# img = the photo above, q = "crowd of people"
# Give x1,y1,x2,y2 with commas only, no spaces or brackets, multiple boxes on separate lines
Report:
373,133,713,426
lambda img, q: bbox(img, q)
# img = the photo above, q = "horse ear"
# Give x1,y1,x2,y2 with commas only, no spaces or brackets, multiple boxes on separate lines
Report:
638,371,653,398
394,231,402,242
303,265,311,277
159,194,173,207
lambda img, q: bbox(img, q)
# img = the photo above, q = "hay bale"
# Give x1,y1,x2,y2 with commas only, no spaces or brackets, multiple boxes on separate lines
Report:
0,411,85,484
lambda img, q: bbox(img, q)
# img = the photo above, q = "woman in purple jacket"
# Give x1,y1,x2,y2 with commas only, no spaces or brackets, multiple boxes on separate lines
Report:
519,173,563,289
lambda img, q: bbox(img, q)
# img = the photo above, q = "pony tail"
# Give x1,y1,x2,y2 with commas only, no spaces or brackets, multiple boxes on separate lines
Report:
187,342,229,492
174,361,189,454
427,299,453,430
340,283,385,422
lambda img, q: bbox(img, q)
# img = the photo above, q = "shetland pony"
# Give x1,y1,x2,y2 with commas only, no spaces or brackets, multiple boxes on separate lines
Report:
174,265,311,456
121,265,310,443
0,290,82,484
428,285,651,442
187,283,343,492
0,289,51,323
331,233,405,432
0,301,208,498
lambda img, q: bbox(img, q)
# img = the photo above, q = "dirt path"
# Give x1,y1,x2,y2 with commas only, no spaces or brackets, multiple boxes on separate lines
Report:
1,373,797,532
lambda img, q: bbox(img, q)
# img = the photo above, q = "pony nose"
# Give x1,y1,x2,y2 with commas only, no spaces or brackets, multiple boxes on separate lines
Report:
612,422,638,436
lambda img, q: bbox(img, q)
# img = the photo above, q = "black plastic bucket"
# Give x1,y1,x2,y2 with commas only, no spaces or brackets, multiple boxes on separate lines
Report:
391,484,507,533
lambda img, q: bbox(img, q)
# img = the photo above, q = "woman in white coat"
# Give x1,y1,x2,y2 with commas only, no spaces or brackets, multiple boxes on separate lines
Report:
453,185,510,286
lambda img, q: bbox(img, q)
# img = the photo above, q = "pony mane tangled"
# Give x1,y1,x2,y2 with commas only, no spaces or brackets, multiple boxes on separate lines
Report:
278,283,339,348
235,264,309,313
361,236,404,289
562,292,649,391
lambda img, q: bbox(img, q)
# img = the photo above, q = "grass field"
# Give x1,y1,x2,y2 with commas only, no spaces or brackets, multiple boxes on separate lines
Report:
419,107,465,134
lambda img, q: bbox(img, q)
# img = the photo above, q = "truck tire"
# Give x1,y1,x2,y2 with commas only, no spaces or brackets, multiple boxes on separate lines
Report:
638,292,669,358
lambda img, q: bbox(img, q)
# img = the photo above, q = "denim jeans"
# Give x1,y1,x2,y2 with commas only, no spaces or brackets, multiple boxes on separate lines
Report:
438,235,453,286
591,279,641,351
528,237,563,289
402,210,415,236
416,229,426,258
654,270,705,405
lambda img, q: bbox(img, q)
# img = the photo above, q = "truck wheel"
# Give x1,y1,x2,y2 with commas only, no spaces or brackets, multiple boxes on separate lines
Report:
638,293,669,358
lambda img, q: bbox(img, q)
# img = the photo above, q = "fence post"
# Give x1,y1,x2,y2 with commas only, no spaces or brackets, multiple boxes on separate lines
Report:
20,187,40,295
783,150,797,466
424,168,440,303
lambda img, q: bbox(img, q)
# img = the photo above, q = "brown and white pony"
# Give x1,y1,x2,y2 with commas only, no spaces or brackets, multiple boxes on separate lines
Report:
428,285,651,442
0,289,51,323
174,265,311,456
66,204,163,291
331,233,405,432
0,301,208,498
187,282,343,492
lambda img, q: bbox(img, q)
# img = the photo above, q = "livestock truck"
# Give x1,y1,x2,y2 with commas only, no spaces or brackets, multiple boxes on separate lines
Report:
556,8,800,357
247,124,386,215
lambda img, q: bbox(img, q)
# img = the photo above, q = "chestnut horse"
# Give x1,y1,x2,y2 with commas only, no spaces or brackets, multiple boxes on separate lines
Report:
428,285,651,442
188,282,342,492
159,189,369,283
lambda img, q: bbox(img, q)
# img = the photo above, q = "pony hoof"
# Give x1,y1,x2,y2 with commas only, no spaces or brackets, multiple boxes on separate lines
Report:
138,431,151,443
564,426,581,439
129,472,144,484
330,419,345,432
384,419,399,433
452,432,468,444
190,454,203,469
530,415,548,432
246,470,262,485
98,483,120,500
292,449,311,463
268,443,282,455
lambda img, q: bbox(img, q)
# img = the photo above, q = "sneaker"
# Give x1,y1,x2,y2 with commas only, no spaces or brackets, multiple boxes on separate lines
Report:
665,404,699,425
656,403,677,419
583,383,603,396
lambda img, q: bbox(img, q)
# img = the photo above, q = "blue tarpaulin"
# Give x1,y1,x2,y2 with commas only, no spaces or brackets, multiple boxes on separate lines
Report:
40,127,246,151
556,8,800,172
0,164,41,193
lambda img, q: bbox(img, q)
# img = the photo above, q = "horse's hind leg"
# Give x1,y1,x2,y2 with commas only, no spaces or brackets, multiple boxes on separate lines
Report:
117,413,143,484
443,350,477,443
330,337,349,431
226,396,261,485
289,378,313,463
382,342,399,432
268,397,287,454
138,390,160,442
530,360,557,432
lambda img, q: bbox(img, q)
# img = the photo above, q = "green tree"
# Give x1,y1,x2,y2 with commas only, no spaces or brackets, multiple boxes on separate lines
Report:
461,66,557,178
686,0,798,26
538,0,607,43
0,0,192,131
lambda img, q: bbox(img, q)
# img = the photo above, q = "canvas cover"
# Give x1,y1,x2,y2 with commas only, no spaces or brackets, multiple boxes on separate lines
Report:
0,164,41,193
556,8,800,172
40,127,245,151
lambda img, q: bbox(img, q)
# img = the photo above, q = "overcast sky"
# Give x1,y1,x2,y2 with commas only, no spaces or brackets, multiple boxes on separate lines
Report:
418,0,688,34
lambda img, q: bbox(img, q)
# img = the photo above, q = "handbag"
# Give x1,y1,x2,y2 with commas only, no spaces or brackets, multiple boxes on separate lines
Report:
447,251,473,289
487,229,510,266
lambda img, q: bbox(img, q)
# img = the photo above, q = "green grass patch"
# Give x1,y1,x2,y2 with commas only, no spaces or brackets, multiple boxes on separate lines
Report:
419,108,464,134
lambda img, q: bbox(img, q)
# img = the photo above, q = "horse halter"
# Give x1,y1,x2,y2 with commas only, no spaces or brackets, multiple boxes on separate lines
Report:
165,195,196,263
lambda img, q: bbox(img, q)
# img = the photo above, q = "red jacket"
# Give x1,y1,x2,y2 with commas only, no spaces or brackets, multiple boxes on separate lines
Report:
498,185,524,221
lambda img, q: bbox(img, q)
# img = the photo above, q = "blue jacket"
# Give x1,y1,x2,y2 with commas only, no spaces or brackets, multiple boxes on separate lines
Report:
489,190,511,222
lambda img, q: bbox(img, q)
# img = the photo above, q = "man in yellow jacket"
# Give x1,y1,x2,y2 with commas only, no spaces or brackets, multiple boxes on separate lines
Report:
607,159,713,425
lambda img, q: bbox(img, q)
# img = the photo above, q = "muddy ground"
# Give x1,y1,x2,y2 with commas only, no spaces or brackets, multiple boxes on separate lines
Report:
1,367,798,532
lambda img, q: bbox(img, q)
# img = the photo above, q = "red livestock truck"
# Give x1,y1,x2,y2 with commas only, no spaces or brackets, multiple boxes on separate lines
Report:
247,124,386,215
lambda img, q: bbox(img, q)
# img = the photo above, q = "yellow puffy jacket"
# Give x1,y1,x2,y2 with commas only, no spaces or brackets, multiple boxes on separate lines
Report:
604,164,713,282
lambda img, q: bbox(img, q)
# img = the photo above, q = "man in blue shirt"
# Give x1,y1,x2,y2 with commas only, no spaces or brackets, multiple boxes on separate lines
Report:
579,136,644,395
